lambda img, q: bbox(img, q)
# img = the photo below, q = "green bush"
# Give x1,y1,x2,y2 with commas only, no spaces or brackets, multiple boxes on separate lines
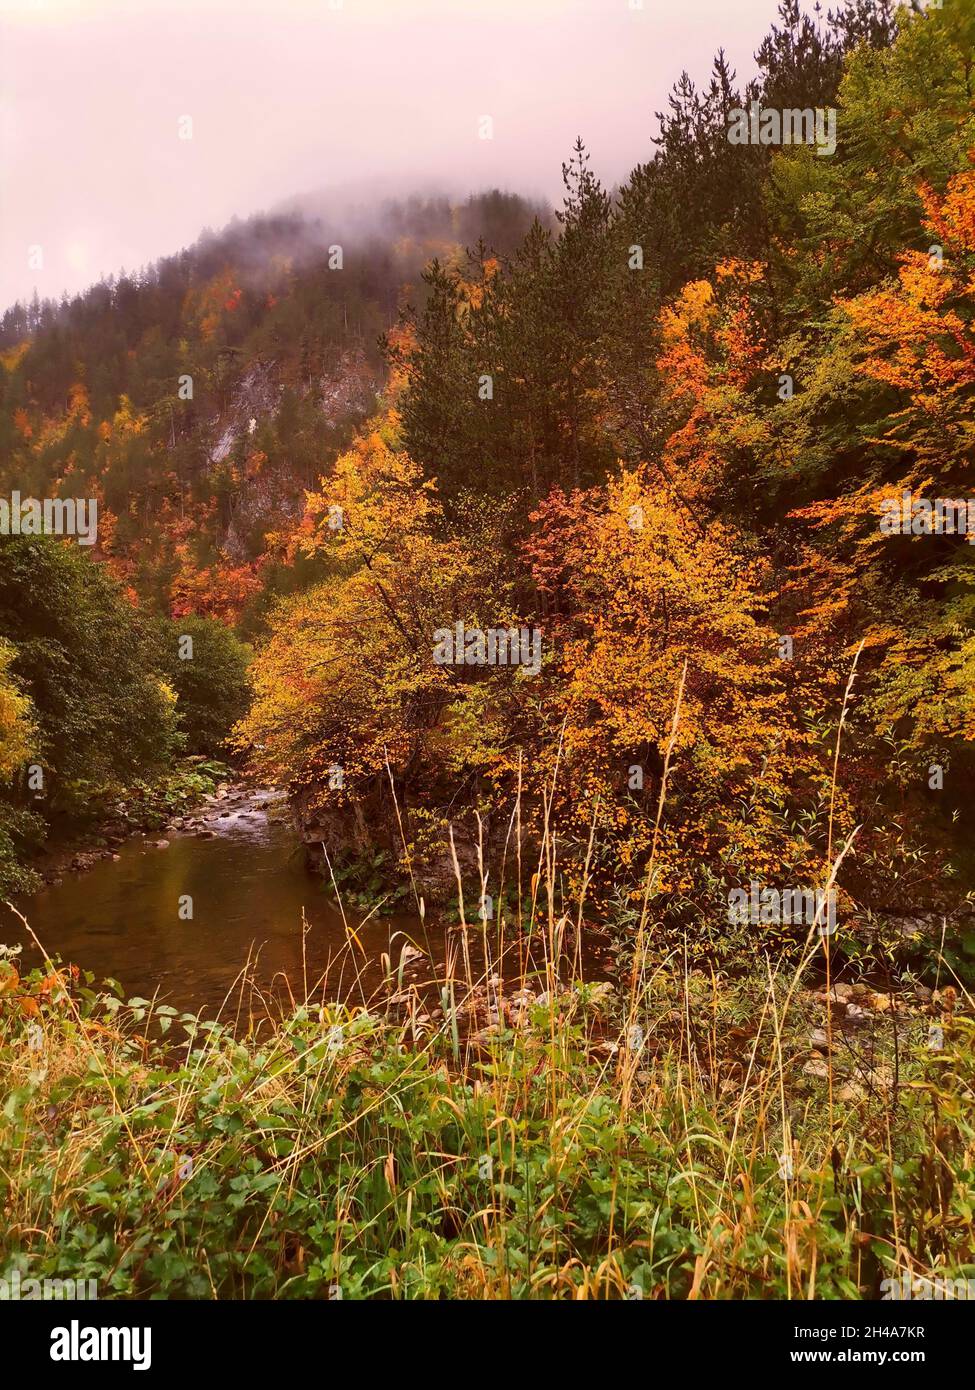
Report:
0,537,179,807
0,803,42,897
153,614,251,758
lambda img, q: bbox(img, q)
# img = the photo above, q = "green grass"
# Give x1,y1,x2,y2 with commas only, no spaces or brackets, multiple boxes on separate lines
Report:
1,920,973,1300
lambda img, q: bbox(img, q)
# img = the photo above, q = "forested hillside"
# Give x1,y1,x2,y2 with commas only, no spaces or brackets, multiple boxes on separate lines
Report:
0,190,544,624
0,191,545,888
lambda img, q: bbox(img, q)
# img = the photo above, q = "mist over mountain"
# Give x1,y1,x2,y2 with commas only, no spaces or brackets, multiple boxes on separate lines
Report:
0,0,782,311
2,184,552,325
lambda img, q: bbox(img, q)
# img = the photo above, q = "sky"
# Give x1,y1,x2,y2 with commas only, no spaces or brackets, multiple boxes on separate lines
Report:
0,0,781,311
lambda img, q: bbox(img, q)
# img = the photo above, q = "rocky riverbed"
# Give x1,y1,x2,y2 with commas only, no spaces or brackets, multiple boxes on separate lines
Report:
35,780,287,886
163,783,287,839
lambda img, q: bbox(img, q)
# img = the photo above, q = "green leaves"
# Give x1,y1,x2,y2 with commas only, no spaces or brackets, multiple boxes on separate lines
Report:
3,964,974,1300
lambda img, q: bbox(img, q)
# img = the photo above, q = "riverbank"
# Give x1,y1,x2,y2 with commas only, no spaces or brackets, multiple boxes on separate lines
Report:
1,938,971,1300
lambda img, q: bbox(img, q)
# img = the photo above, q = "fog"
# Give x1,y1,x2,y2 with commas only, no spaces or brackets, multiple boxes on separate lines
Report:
0,0,780,310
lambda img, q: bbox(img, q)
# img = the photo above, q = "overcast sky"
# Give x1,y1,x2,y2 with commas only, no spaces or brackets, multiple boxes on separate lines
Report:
0,0,780,311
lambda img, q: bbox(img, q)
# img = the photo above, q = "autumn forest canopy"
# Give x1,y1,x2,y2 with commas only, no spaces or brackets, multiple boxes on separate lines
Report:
2,0,975,975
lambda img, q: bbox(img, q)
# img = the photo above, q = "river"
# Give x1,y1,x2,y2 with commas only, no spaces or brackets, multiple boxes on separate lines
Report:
2,788,430,1020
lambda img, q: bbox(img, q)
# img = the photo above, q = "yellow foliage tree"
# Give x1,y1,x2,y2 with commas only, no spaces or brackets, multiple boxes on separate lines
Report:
0,640,36,779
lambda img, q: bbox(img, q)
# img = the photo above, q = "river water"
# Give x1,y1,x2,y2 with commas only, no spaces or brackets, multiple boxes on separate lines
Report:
1,791,428,1020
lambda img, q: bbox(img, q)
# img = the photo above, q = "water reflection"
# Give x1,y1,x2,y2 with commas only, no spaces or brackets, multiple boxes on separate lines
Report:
3,804,425,1018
